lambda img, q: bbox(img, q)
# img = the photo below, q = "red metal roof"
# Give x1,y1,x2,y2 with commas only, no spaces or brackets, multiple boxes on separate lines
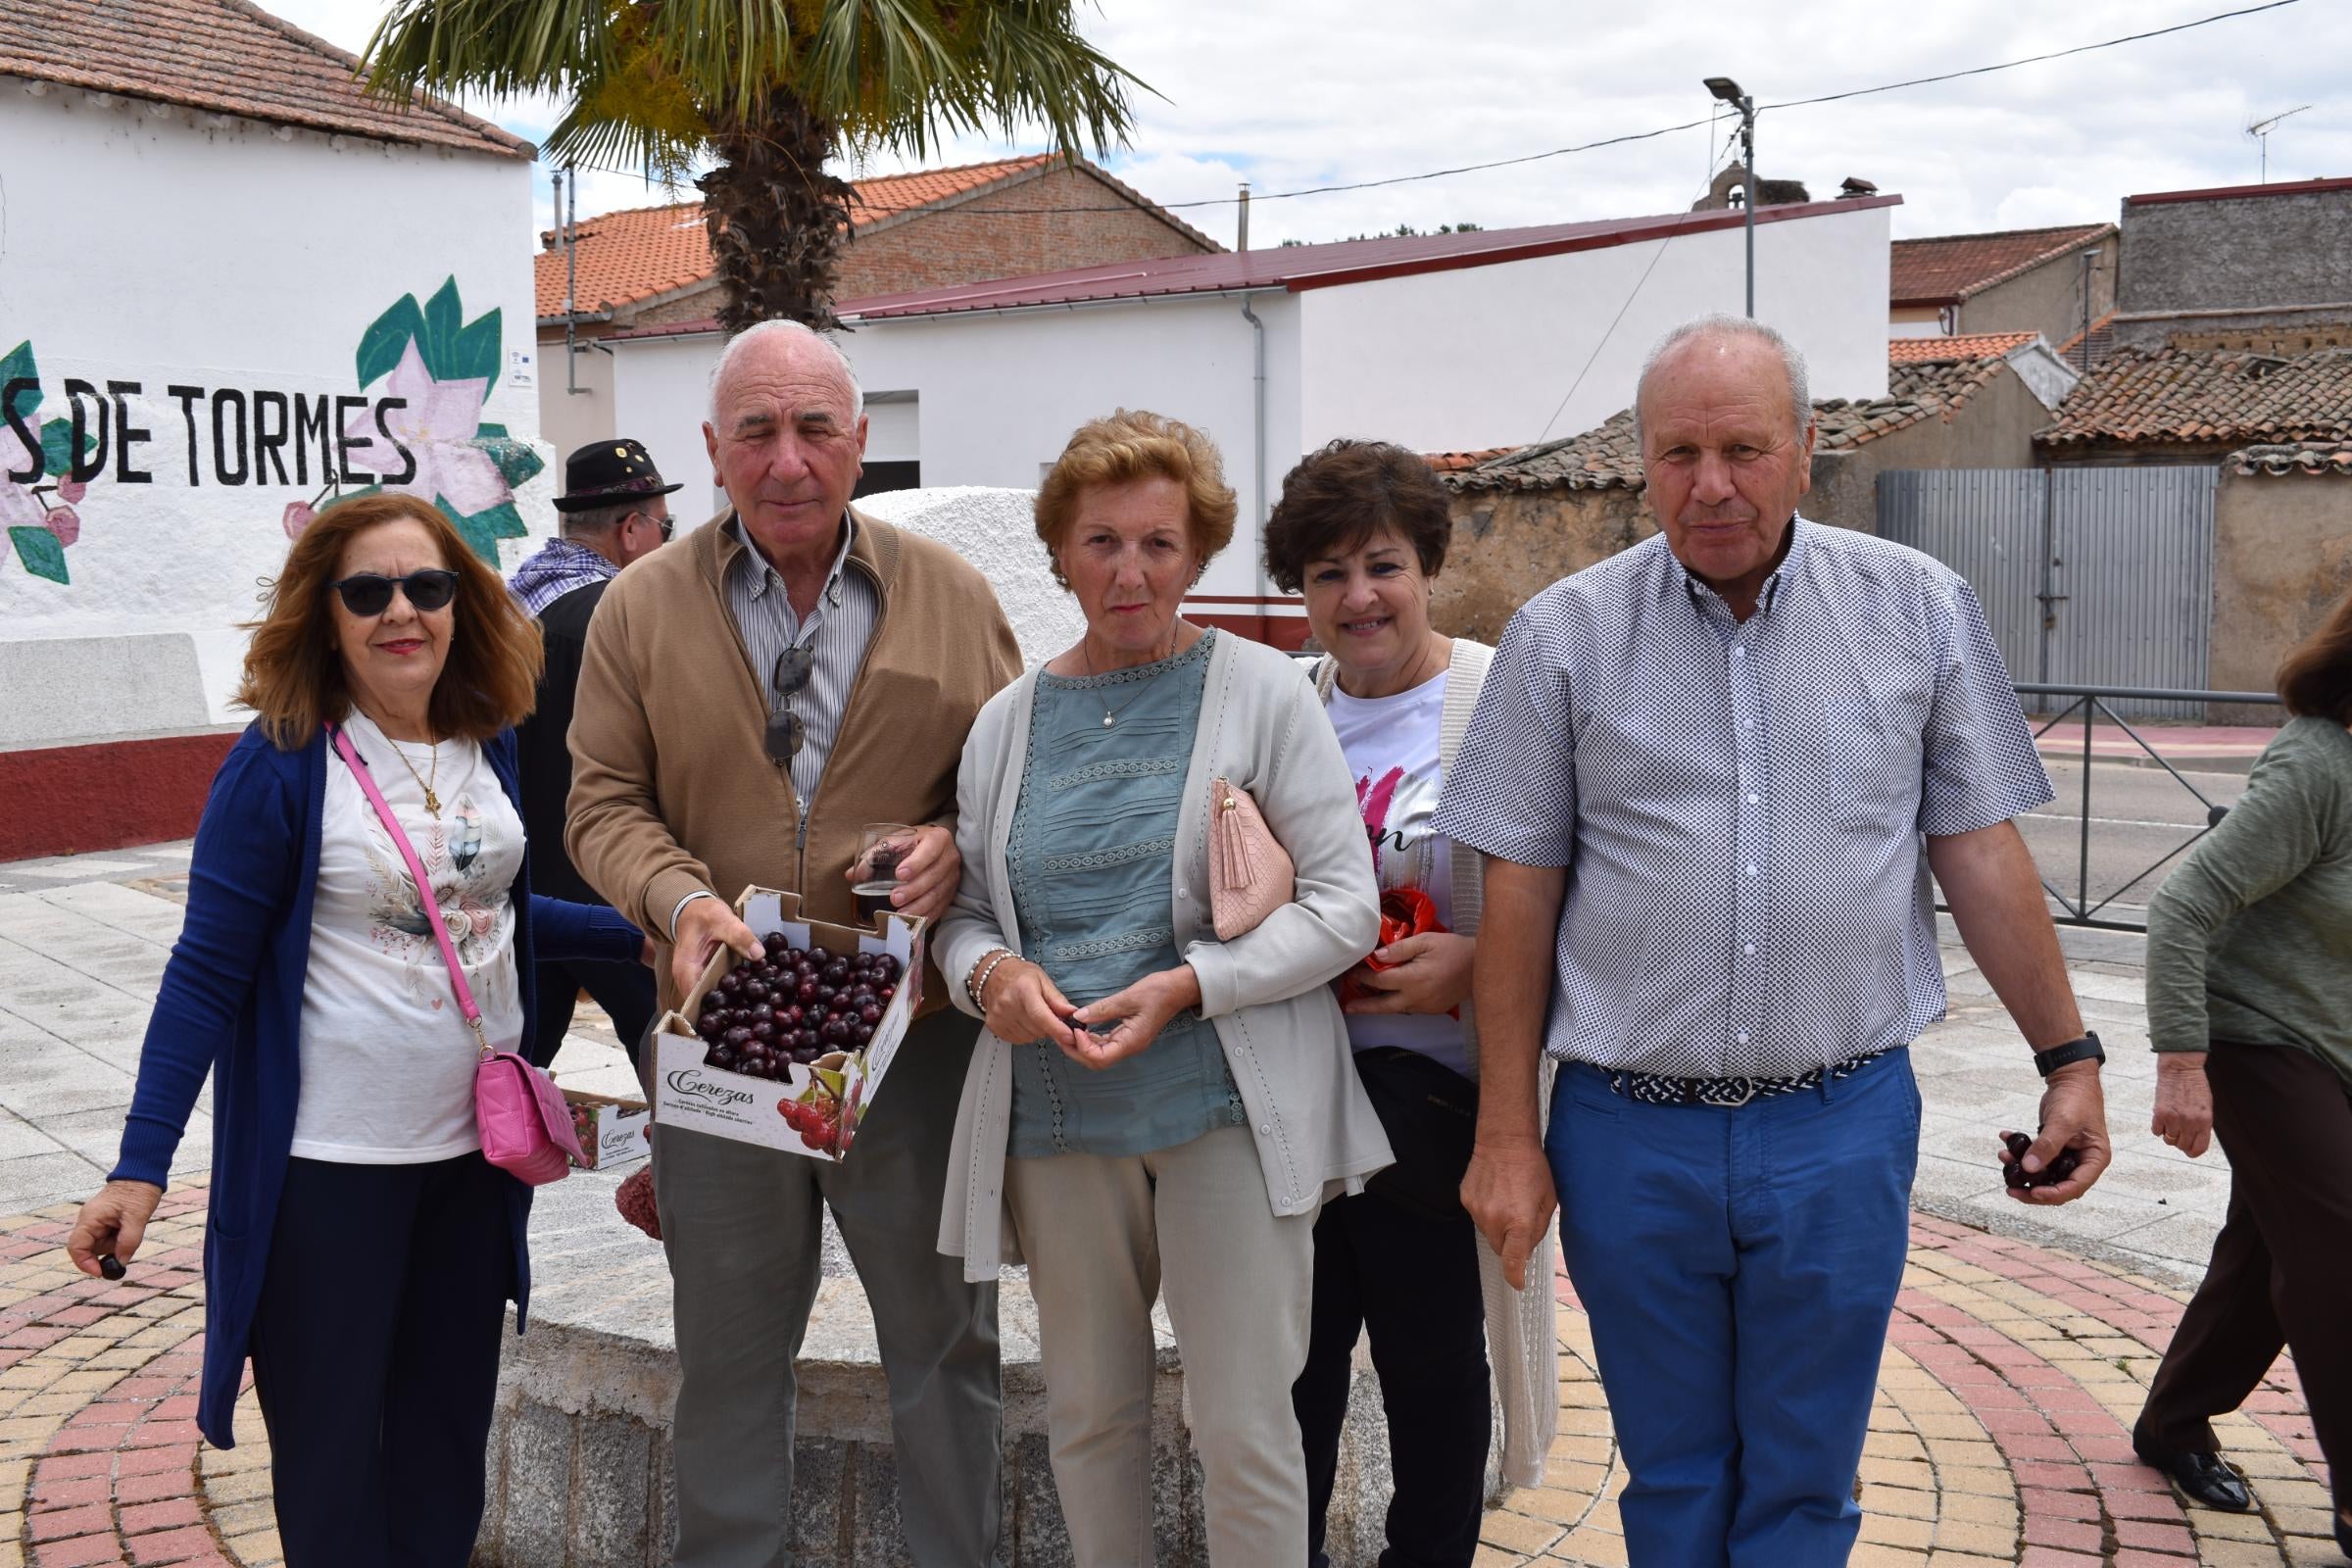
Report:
536,155,1058,318
1888,223,2109,308
0,0,531,159
1887,331,2039,365
834,195,1902,321
2125,174,2352,207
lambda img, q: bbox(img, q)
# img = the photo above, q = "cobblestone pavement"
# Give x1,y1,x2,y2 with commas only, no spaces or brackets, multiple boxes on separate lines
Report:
0,842,2334,1567
0,1190,2329,1568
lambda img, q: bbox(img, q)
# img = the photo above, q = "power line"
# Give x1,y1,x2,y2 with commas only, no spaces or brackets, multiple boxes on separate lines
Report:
544,0,2301,242
553,0,2298,217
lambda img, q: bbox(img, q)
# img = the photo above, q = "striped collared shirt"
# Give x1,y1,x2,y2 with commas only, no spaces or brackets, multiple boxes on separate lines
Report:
723,514,879,817
1433,518,2051,1078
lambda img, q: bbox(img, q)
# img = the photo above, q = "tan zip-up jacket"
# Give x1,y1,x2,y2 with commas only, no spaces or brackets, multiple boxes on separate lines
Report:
565,506,1022,1015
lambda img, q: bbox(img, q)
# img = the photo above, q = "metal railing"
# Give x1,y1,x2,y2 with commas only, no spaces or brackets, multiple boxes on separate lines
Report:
2014,682,2282,930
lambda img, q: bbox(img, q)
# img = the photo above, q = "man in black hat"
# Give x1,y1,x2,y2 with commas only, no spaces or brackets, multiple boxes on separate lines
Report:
510,438,684,1066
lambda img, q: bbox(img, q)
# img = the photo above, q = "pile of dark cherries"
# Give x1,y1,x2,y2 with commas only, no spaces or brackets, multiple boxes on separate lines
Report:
695,934,903,1079
2000,1130,2082,1191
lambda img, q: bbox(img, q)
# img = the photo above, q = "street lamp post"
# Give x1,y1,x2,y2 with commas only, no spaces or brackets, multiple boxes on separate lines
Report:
1705,76,1756,318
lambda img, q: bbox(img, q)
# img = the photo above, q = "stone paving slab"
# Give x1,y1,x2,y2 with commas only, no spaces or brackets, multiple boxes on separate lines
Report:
0,1192,2328,1568
1476,1218,2335,1568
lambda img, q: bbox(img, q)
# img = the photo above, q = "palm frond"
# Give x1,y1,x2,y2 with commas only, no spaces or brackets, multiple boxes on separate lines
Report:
363,0,624,101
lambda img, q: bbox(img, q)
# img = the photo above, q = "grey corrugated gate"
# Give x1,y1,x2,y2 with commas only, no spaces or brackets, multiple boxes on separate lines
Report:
1877,467,2217,718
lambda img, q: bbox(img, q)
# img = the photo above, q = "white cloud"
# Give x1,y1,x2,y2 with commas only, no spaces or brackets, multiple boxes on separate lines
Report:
252,0,2352,243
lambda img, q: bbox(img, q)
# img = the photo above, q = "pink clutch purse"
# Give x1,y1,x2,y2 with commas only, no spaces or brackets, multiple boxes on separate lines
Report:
1209,776,1294,941
330,724,583,1186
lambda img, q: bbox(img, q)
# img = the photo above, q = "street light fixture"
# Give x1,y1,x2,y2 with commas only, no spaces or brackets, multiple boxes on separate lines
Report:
1705,75,1757,318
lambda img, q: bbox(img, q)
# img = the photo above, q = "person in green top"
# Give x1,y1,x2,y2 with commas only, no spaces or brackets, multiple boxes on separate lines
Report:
2132,587,2352,1556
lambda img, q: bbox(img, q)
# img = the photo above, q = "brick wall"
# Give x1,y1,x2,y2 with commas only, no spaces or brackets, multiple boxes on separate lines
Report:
836,166,1214,301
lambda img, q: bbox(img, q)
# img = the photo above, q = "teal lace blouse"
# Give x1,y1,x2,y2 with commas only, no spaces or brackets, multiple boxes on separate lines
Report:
1004,631,1246,1157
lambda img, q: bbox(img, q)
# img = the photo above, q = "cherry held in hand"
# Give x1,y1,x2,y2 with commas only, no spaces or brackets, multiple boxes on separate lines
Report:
2002,1130,2082,1191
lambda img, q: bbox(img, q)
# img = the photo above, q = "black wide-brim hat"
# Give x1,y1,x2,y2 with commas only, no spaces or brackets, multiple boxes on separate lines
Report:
553,437,685,513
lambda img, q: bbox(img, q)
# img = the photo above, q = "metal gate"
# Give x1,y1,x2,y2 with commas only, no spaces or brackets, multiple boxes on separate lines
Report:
1877,467,2216,718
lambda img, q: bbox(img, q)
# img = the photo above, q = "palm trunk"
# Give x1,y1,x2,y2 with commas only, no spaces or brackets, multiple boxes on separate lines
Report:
700,90,856,333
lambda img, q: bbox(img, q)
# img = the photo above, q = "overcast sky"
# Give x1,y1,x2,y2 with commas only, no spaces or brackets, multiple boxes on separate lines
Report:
275,0,2349,247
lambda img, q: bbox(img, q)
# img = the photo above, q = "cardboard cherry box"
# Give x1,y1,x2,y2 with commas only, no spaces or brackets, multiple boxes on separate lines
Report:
651,886,926,1160
564,1090,652,1172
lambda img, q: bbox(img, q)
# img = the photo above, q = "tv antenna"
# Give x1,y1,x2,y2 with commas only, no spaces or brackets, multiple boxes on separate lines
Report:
2245,105,2311,183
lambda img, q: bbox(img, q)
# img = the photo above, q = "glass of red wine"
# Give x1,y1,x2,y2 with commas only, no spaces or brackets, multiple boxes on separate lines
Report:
854,822,915,925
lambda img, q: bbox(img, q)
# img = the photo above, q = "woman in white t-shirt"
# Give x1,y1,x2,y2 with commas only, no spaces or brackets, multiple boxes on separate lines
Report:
1266,440,1559,1567
68,493,648,1567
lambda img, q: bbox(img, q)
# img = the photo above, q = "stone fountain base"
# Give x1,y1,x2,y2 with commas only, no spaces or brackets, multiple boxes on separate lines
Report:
472,1165,1412,1566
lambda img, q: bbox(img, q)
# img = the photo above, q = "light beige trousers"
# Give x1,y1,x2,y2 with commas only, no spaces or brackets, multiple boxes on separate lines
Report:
1005,1124,1316,1566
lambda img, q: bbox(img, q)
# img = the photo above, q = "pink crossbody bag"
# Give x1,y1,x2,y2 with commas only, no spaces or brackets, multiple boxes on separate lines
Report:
329,724,582,1185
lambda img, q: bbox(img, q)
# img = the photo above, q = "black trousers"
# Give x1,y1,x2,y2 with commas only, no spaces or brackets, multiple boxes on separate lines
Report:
529,955,660,1068
2136,1041,2351,1513
1293,1189,1493,1568
250,1152,514,1568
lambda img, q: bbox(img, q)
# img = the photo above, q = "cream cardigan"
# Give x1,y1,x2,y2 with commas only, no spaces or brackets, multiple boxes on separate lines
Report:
1312,638,1560,1492
935,632,1389,1281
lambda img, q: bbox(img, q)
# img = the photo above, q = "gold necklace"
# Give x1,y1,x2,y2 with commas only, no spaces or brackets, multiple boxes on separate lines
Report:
382,732,442,814
1081,624,1181,730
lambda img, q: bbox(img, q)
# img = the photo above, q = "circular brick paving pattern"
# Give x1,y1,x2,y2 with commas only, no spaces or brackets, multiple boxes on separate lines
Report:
0,1191,2332,1567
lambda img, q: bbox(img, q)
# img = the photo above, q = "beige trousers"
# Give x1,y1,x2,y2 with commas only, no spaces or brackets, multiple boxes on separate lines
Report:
1005,1125,1316,1566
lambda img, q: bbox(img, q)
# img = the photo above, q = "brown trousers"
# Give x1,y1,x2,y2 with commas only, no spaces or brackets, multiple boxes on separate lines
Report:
2136,1041,2351,1510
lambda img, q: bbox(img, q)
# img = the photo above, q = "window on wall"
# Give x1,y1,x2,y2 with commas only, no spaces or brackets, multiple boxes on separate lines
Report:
854,462,921,498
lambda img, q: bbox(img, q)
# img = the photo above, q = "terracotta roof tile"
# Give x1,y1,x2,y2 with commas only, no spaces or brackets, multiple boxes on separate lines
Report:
0,0,530,158
2228,440,2352,477
536,154,1088,318
1422,448,1513,472
1887,331,2039,365
1445,357,2012,495
2036,346,2352,449
2053,312,2116,368
1889,222,2110,306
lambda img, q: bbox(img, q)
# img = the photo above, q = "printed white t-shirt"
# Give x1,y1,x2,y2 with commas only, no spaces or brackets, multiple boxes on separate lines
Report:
291,710,527,1162
1325,669,1471,1077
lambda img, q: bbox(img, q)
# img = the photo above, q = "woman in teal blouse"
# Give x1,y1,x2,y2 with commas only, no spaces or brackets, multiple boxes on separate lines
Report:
936,411,1384,1564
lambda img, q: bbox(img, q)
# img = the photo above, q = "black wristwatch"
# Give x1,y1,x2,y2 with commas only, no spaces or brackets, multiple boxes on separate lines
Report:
2033,1032,2105,1077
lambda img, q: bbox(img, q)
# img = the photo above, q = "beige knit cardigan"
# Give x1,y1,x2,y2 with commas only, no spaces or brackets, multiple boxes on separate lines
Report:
1313,637,1560,1492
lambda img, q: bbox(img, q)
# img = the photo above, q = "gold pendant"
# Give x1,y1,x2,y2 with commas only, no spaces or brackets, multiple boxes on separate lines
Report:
424,789,442,814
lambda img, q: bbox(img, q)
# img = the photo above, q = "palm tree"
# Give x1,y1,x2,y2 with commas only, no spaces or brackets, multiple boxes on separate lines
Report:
364,2,1145,332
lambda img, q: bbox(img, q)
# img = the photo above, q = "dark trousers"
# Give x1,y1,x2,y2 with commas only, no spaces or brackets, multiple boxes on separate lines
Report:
250,1152,514,1568
529,955,660,1067
1550,1049,1920,1566
2136,1041,2351,1512
1292,1190,1492,1568
656,1007,1003,1567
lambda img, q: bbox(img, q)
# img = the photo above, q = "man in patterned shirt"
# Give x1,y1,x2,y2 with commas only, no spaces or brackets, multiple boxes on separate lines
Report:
1435,315,2112,1565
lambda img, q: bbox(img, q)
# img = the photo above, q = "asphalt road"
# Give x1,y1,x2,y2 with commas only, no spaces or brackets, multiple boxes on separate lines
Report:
2004,758,2252,926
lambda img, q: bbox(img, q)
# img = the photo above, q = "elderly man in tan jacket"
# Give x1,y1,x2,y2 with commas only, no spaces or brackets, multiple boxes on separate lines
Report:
566,318,1022,1567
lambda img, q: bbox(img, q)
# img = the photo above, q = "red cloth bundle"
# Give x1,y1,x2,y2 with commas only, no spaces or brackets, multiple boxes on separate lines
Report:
1339,887,1455,1015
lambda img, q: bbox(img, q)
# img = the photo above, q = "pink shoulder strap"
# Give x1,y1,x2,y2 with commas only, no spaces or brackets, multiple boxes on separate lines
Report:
329,723,489,1056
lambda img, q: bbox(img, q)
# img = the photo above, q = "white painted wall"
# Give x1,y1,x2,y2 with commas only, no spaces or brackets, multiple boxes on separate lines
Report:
0,81,550,745
605,204,1892,636
612,294,1302,604
1298,204,1894,455
856,486,1076,665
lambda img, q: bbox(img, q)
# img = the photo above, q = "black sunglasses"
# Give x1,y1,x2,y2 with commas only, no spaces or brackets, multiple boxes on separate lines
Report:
329,569,460,616
763,644,816,764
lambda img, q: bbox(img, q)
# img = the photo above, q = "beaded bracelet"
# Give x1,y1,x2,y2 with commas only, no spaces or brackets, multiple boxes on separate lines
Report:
966,949,1015,1012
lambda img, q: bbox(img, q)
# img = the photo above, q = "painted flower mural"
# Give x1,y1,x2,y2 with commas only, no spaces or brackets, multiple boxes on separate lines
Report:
0,339,98,585
331,278,544,563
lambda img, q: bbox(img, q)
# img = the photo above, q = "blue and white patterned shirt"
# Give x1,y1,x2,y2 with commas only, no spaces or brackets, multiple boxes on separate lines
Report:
1432,518,2050,1078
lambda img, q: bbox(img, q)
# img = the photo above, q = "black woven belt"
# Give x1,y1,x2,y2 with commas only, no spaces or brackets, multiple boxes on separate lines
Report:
1605,1051,1885,1107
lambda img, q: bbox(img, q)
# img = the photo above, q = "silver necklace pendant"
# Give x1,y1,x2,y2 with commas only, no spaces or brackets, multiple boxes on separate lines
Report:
1101,712,1116,729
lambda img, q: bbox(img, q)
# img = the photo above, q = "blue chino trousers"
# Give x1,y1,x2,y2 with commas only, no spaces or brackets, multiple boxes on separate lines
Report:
1547,1047,1921,1567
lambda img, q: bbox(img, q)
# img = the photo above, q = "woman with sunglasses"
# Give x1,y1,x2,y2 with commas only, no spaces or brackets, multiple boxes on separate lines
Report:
65,493,649,1567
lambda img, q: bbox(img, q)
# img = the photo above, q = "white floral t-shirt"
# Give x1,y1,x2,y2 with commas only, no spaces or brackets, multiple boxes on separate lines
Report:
291,710,526,1162
1326,670,1470,1076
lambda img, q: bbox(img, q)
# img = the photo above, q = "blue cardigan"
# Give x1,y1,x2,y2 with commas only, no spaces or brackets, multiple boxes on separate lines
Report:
110,721,644,1448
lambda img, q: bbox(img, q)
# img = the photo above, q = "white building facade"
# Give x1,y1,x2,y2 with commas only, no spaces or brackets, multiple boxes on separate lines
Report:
605,196,1896,646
